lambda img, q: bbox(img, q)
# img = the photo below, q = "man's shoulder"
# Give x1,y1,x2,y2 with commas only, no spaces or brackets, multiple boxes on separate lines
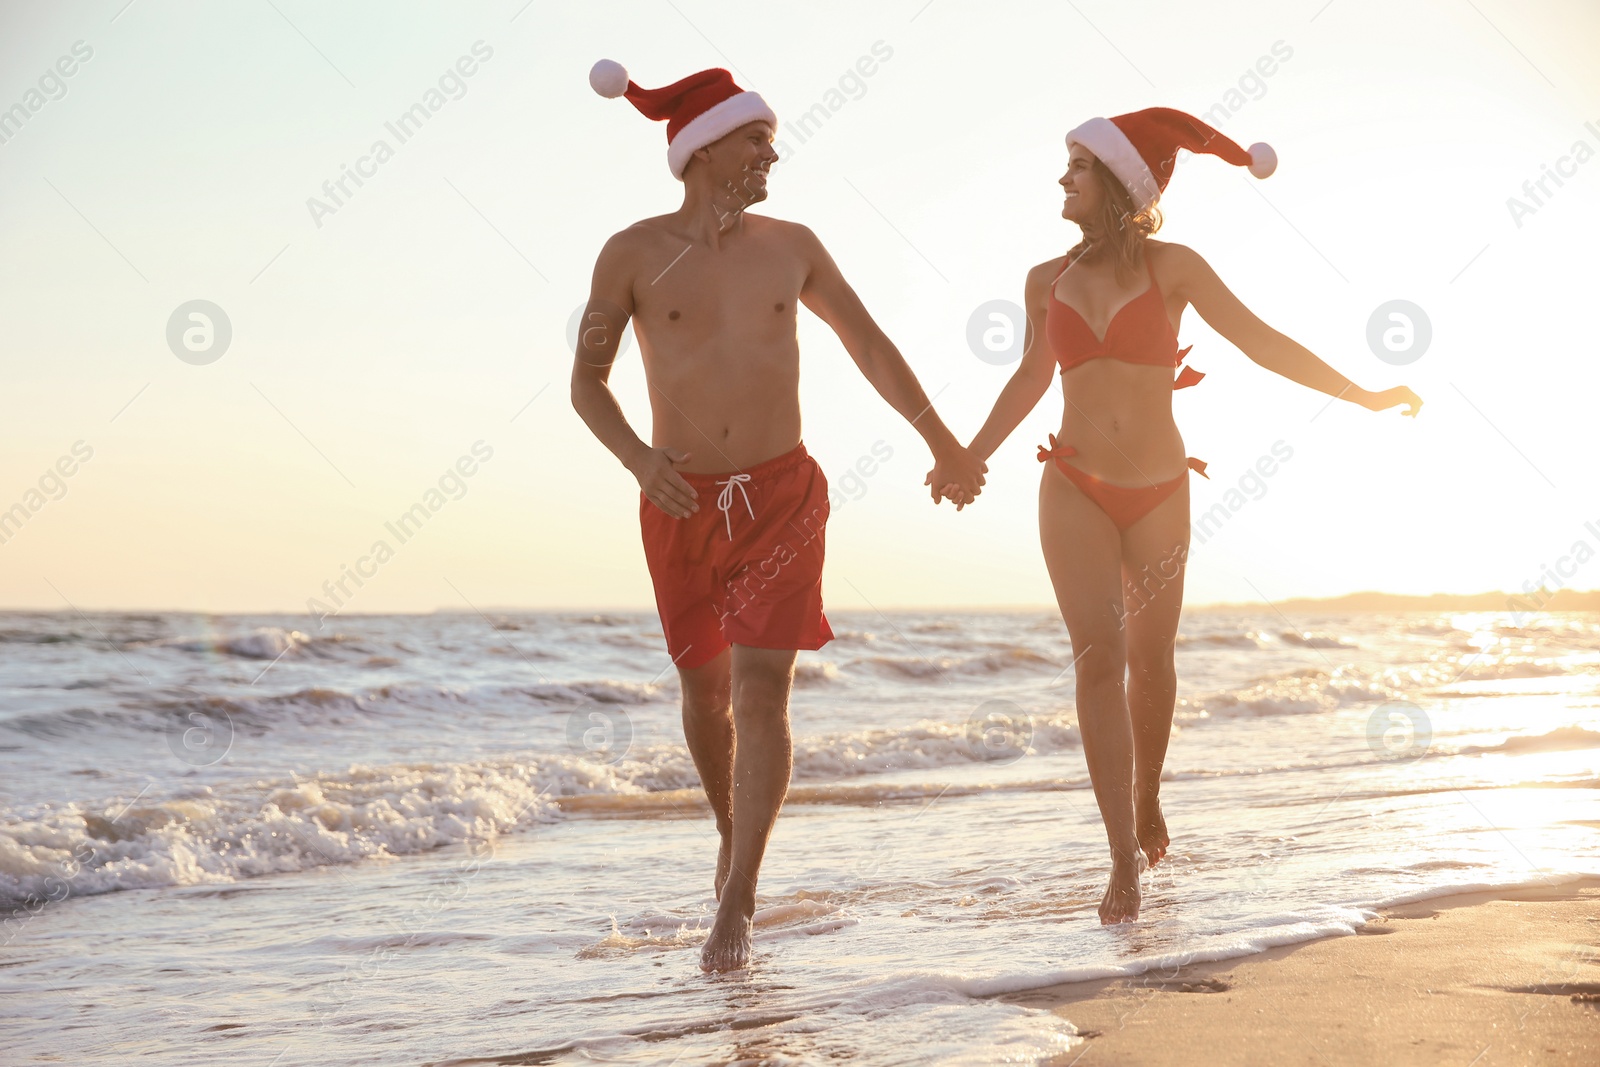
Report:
745,213,817,244
604,216,679,249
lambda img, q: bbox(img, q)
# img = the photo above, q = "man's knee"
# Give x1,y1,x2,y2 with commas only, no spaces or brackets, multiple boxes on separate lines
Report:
730,647,797,708
678,654,731,713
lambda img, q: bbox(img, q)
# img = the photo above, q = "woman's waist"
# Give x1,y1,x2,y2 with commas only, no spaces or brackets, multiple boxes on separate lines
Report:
1056,402,1182,444
1047,417,1188,482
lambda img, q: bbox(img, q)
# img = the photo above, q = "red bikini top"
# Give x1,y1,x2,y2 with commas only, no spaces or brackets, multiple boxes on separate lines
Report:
1046,255,1205,390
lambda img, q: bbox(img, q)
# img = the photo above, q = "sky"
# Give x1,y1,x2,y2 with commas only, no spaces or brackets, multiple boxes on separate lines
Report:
1,0,1597,615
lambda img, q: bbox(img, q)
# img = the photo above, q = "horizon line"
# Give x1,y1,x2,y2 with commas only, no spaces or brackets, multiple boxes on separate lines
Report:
3,588,1598,616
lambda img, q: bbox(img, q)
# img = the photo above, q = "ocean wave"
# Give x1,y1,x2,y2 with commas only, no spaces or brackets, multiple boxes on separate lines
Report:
517,679,668,707
2,678,673,740
827,629,883,645
791,714,1079,778
794,661,840,687
1183,653,1592,722
553,777,1092,819
853,647,1059,680
1277,630,1357,649
1459,726,1600,756
592,630,659,650
0,628,83,645
1345,859,1486,874
562,613,640,627
1176,631,1269,649
137,627,352,660
1180,666,1397,720
151,687,384,733
1449,658,1573,681
0,756,626,907
589,710,1083,794
0,705,1092,904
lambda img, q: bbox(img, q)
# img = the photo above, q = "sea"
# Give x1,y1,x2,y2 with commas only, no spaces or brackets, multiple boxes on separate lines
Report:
2,608,1597,1065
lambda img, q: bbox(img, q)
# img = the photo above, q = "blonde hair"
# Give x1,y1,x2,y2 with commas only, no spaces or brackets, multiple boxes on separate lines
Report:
1065,159,1163,283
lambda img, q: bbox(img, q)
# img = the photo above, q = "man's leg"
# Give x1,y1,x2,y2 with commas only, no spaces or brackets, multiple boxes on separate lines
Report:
678,648,735,897
699,644,796,972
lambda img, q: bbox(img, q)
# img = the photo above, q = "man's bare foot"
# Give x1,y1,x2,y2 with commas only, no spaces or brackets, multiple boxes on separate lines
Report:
714,832,732,900
1099,851,1144,925
1135,792,1169,868
700,895,754,972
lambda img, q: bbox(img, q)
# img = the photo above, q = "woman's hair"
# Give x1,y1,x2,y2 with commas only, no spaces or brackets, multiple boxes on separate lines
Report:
1066,158,1163,282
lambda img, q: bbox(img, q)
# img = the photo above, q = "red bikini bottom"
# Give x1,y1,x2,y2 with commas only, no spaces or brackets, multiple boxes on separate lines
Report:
1037,434,1208,532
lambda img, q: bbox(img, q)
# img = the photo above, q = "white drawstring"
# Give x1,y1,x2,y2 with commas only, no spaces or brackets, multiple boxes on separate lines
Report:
714,473,754,540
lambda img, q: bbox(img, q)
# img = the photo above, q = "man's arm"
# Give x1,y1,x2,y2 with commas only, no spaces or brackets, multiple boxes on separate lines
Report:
1172,244,1421,416
570,232,701,518
794,224,986,500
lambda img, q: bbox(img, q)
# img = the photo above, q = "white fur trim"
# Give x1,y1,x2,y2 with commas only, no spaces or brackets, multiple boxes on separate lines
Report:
1247,141,1277,179
1066,116,1161,210
590,59,629,98
667,91,778,179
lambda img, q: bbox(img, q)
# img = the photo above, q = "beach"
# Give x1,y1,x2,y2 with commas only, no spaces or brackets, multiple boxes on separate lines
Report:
1019,880,1600,1066
3,607,1598,1064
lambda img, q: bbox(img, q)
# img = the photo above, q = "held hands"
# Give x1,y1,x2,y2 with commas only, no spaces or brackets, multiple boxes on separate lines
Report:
924,443,987,511
1363,386,1424,418
628,446,700,519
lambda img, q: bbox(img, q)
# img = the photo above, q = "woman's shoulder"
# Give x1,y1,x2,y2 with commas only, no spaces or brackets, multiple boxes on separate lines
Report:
1027,253,1073,285
1144,239,1210,289
1145,239,1204,269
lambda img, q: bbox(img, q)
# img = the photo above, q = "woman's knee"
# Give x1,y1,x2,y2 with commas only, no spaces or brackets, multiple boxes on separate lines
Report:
1072,638,1128,690
1126,646,1176,688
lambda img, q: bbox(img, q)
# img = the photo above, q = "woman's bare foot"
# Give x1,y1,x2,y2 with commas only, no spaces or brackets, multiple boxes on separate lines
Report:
714,832,732,900
1135,792,1169,868
1099,851,1144,925
699,893,755,972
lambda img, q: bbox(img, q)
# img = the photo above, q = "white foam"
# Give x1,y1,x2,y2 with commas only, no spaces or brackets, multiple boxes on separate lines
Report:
145,627,322,659
0,755,633,905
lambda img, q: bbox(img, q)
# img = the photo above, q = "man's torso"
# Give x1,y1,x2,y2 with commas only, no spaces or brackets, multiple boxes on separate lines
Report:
623,214,809,473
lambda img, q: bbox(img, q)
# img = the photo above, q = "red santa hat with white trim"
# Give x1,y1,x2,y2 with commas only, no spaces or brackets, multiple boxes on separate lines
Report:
589,59,777,180
1065,107,1277,210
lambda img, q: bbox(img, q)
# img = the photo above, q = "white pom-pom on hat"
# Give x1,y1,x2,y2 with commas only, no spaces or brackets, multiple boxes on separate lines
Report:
1247,142,1277,179
589,59,629,99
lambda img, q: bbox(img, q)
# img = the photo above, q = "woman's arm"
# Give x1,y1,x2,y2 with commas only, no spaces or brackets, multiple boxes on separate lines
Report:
1172,244,1421,417
966,263,1061,462
928,263,1059,509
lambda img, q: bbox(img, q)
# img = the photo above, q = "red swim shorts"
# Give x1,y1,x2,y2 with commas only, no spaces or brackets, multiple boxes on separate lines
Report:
639,442,833,670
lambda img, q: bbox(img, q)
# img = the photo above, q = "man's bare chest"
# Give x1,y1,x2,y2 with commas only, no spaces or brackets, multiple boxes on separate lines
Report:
634,243,804,329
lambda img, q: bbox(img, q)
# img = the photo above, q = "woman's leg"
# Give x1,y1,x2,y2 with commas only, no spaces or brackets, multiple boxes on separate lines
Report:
1118,481,1191,868
1038,464,1143,923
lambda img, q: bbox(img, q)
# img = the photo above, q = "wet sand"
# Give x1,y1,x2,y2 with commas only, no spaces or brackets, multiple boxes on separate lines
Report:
1005,880,1600,1066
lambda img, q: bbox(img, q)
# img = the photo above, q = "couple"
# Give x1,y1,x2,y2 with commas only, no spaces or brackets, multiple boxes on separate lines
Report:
570,61,1421,973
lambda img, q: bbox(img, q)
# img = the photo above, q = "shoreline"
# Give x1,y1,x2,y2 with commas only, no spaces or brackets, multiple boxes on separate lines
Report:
1003,879,1600,1066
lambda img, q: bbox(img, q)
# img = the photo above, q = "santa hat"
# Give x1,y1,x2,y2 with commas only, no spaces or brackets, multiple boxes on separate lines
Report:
589,59,777,180
1066,107,1277,211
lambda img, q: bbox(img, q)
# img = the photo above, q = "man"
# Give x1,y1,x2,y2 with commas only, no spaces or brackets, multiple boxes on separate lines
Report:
571,59,984,972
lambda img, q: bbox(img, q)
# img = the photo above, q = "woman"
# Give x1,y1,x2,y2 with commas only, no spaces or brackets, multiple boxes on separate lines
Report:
938,108,1421,923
